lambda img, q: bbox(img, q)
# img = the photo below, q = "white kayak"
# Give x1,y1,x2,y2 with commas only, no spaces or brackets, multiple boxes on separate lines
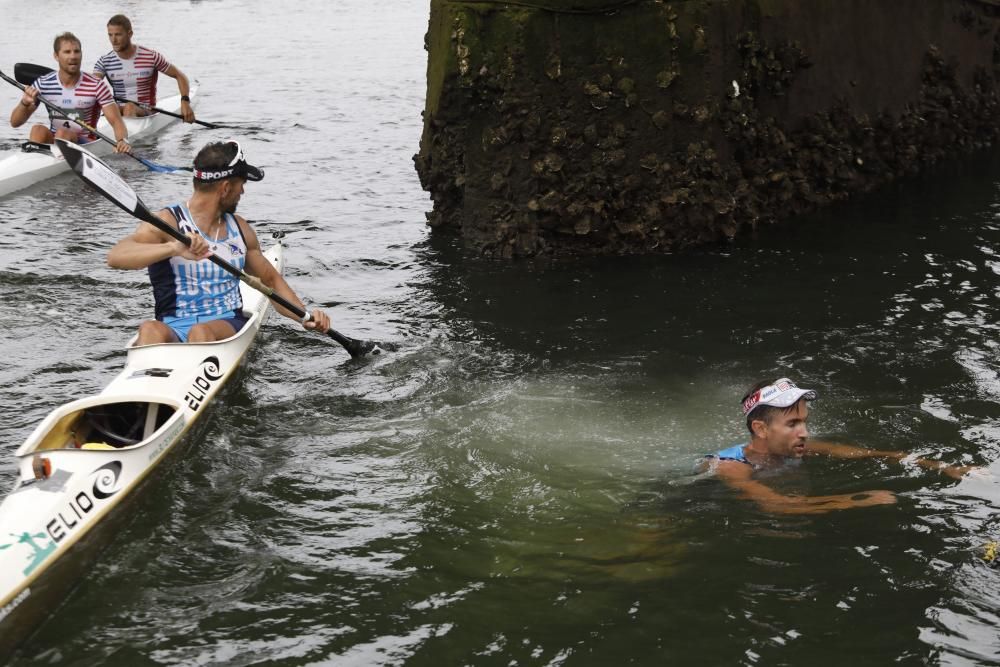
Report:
0,84,197,198
0,241,280,658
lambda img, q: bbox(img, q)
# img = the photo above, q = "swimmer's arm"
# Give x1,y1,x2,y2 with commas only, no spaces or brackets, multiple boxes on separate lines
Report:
806,440,975,480
715,460,896,514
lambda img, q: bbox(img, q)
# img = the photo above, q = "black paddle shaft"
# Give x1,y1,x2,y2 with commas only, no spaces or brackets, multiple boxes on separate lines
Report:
146,210,384,356
14,63,220,129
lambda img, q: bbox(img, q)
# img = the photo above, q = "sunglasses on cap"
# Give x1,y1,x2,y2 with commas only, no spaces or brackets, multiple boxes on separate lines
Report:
193,140,264,182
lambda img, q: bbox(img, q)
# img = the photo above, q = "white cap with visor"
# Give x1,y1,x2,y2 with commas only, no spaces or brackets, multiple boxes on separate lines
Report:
742,378,817,416
193,140,264,183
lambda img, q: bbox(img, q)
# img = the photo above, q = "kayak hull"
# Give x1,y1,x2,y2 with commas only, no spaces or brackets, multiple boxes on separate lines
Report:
0,242,281,659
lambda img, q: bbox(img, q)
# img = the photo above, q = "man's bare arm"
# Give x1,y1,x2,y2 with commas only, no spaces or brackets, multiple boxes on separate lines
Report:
807,440,974,480
238,218,330,332
714,460,896,515
163,64,195,123
10,86,38,128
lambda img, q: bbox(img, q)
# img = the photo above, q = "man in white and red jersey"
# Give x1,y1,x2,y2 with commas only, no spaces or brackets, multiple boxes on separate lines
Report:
9,32,130,152
94,14,196,123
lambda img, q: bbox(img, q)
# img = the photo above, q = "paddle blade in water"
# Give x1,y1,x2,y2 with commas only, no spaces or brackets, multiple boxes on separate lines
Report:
327,329,399,358
134,155,189,174
349,339,384,357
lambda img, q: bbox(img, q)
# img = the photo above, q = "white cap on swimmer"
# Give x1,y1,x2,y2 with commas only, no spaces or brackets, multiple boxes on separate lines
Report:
741,378,817,416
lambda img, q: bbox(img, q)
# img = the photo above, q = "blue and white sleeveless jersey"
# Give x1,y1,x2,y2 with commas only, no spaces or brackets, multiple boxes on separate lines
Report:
148,204,247,320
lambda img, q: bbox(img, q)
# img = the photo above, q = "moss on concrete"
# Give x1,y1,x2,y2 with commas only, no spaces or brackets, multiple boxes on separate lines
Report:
415,0,1000,257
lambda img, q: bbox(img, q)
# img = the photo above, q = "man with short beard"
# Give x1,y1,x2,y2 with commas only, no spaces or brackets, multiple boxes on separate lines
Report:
10,32,130,152
702,377,974,514
94,14,195,123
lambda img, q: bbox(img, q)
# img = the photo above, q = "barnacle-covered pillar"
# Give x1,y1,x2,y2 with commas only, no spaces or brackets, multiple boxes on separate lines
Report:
415,0,1000,258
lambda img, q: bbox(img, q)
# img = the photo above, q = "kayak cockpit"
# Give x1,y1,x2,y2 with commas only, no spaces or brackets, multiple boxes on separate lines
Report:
20,141,55,156
15,397,184,457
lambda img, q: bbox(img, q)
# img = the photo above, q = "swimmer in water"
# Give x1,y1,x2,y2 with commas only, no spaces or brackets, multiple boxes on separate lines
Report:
701,377,975,514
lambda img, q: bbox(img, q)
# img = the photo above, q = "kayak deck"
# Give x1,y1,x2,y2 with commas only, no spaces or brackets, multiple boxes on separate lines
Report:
0,241,282,658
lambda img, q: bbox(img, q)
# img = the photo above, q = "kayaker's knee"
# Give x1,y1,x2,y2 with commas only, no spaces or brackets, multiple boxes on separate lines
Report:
187,322,230,343
137,320,176,345
53,127,78,143
122,103,147,118
28,125,53,144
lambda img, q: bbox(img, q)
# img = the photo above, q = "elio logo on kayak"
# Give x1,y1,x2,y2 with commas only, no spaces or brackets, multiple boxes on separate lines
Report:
44,461,123,548
184,356,224,411
0,462,123,577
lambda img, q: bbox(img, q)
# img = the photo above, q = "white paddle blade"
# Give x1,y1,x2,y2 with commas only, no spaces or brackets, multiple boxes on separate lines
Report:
55,139,139,215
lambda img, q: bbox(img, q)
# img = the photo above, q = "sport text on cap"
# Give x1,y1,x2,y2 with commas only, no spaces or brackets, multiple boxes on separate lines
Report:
193,140,264,183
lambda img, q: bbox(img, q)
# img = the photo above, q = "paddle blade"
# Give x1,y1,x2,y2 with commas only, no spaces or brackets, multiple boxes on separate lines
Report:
346,339,384,357
133,155,191,174
326,329,399,358
55,139,151,221
14,62,52,85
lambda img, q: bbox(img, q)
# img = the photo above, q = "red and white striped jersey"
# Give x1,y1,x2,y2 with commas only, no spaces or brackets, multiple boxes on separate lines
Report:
34,71,115,141
94,45,171,106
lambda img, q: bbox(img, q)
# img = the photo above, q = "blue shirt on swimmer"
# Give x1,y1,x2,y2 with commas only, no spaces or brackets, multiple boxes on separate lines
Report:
705,444,801,472
709,444,751,465
148,203,247,322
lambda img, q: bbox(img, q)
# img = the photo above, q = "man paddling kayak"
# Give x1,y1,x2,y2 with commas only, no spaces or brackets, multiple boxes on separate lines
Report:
701,377,975,514
107,140,331,343
9,32,130,153
94,14,196,123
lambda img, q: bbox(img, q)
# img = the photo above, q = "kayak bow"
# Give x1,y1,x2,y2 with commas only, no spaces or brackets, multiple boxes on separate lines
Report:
0,240,280,658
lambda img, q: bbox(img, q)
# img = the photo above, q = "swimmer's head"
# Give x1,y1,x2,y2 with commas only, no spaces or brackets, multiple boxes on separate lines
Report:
741,377,817,433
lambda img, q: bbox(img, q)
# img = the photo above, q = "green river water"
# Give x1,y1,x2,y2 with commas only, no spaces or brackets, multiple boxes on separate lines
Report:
0,1,998,664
